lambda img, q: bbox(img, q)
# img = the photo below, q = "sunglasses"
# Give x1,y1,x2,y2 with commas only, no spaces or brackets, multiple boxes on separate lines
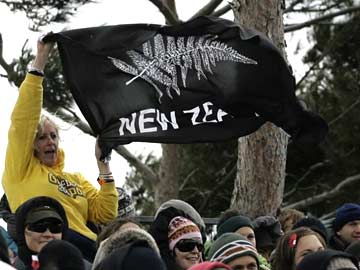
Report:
27,221,63,234
175,239,204,252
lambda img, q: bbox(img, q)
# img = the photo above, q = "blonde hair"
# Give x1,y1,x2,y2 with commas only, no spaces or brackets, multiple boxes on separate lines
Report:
35,115,59,139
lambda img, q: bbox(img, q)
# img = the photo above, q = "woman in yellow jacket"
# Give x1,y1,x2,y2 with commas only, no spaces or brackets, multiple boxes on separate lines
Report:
2,36,118,262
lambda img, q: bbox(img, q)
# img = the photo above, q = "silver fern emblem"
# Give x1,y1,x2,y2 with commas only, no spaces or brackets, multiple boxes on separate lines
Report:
109,34,257,102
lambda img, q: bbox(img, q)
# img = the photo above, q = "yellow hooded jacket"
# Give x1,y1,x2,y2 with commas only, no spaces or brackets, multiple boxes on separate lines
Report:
2,73,118,241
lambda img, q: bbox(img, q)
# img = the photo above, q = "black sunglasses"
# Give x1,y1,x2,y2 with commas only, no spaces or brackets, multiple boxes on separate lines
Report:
175,239,204,252
27,221,63,234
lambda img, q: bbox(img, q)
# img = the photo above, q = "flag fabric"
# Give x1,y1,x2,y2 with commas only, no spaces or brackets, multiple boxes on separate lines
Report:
46,16,328,159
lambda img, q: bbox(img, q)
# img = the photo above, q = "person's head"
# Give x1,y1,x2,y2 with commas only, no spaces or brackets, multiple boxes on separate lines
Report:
293,216,328,244
216,215,256,247
96,217,141,248
217,209,242,228
168,216,203,270
116,187,136,218
208,233,259,270
38,240,85,270
278,208,305,233
34,115,59,167
272,227,326,270
94,240,166,270
188,261,233,270
93,227,160,269
333,203,360,245
253,215,283,261
15,196,68,267
296,249,359,270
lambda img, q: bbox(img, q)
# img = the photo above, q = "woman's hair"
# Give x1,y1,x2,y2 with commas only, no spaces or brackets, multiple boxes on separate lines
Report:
96,217,141,248
271,227,326,270
35,114,59,139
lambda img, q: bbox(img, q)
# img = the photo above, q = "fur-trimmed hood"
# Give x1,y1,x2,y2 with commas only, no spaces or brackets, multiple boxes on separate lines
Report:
92,227,159,269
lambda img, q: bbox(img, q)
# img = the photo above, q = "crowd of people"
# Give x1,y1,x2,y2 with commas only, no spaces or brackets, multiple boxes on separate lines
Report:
1,36,360,270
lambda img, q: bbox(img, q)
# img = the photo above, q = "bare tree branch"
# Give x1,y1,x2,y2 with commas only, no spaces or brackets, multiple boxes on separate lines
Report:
284,0,304,13
148,0,181,25
295,50,327,88
114,144,159,184
284,5,360,33
179,168,199,190
0,33,16,79
211,3,232,17
284,160,331,199
284,173,360,209
198,163,236,212
328,97,360,127
190,0,223,20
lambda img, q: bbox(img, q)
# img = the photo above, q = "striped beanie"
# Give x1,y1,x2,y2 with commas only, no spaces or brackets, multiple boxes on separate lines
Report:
208,233,259,267
168,216,202,251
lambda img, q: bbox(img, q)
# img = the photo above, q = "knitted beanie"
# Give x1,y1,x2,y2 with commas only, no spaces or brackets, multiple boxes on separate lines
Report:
333,203,360,232
208,233,259,266
168,216,202,251
216,215,253,238
296,249,359,270
188,261,233,270
293,217,328,243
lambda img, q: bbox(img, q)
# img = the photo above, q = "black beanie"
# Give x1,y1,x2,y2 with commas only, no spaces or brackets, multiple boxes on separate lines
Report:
216,215,253,238
333,203,360,232
95,240,166,270
296,249,359,270
293,217,328,243
38,240,85,270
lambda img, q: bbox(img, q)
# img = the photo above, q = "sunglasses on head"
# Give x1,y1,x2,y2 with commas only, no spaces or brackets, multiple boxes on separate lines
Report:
175,239,204,252
27,221,63,234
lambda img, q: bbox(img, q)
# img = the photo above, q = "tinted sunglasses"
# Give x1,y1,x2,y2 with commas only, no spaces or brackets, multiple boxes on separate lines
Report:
175,239,204,252
27,221,63,234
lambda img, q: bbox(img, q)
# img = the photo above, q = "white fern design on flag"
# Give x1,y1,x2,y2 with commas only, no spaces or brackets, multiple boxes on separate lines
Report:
109,34,257,102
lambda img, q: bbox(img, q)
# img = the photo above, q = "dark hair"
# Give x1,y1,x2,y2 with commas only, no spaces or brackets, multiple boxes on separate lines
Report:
217,208,242,228
96,217,141,248
271,227,326,270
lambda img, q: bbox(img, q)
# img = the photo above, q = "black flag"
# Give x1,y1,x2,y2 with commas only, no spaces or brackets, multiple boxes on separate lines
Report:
46,16,328,159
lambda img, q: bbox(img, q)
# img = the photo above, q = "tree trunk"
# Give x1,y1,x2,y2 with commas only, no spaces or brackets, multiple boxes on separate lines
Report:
154,0,182,209
230,0,289,218
155,144,181,207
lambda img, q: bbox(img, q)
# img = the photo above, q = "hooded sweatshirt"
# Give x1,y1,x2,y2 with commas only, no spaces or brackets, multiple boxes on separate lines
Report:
2,73,118,241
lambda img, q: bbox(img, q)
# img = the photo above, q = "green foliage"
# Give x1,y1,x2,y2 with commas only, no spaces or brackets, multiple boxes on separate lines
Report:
285,9,360,214
0,0,95,31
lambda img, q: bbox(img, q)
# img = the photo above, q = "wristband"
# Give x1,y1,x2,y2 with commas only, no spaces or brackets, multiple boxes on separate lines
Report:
28,67,44,76
97,172,114,186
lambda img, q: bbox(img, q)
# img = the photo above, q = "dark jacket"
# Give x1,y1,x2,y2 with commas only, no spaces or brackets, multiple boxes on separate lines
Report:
328,234,348,251
15,196,68,270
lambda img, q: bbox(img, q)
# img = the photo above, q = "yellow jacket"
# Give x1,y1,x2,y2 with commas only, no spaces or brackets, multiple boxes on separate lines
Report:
2,73,118,240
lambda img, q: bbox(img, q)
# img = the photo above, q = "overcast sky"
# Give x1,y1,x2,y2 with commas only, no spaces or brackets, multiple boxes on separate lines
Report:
0,0,308,195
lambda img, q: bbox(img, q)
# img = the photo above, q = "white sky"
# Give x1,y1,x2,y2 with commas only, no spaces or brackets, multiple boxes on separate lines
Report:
0,0,309,195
